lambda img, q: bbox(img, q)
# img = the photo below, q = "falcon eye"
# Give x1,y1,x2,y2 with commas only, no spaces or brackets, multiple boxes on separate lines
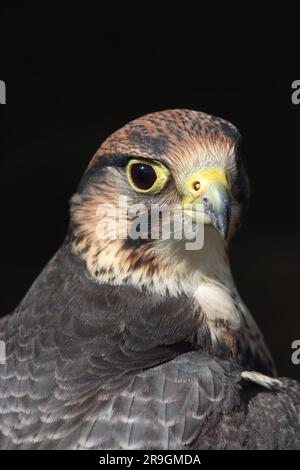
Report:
126,159,170,193
130,163,157,190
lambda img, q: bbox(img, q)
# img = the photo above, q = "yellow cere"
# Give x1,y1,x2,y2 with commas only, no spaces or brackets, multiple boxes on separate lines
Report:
183,165,230,198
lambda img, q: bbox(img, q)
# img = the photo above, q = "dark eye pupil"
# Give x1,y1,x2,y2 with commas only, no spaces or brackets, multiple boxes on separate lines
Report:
130,163,157,190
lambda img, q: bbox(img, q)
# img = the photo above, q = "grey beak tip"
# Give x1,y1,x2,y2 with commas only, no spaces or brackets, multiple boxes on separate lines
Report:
209,204,231,240
202,183,231,240
220,224,229,240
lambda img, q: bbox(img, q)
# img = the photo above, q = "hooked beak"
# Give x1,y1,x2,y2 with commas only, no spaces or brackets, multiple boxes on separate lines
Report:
181,165,232,240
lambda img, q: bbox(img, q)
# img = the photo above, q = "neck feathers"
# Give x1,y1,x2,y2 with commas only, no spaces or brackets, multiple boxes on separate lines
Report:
69,227,275,375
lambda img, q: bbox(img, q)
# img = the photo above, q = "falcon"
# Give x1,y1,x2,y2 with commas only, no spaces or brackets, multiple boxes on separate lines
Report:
0,109,299,450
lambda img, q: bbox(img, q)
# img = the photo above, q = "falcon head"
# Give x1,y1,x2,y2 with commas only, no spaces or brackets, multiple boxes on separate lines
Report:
69,109,250,291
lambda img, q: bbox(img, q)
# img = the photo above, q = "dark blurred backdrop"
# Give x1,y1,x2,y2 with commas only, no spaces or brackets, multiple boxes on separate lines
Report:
0,9,299,379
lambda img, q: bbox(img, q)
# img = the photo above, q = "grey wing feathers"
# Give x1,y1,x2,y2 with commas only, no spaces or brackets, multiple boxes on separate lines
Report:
1,337,300,449
0,347,239,449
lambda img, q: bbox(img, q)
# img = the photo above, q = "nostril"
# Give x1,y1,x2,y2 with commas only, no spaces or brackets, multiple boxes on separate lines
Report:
193,181,201,191
203,197,208,203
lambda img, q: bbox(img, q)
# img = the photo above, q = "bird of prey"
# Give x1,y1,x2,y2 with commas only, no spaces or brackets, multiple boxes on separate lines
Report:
0,109,299,450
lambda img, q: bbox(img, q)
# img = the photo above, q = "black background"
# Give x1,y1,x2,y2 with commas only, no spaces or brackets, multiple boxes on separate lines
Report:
0,9,299,379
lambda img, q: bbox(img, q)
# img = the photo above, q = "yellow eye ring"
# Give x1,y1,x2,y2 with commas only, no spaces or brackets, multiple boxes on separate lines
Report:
126,159,170,193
